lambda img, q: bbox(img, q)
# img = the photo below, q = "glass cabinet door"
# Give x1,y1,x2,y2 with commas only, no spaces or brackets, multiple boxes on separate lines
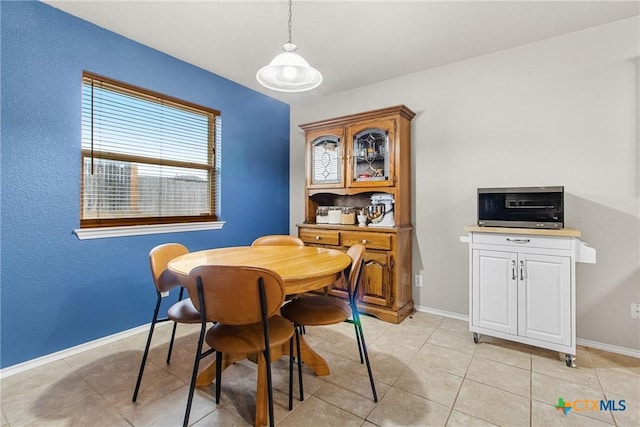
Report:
347,117,396,187
353,128,388,181
351,127,391,185
310,135,341,186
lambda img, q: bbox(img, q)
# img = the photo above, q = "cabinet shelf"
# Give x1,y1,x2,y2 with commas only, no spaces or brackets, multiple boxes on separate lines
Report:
355,176,388,182
307,188,398,197
298,222,413,233
355,154,385,163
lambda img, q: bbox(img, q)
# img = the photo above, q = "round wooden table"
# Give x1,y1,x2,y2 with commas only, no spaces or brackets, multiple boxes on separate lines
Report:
168,245,351,295
168,245,351,426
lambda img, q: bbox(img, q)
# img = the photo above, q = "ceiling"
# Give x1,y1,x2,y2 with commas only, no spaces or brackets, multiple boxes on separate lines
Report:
45,1,639,104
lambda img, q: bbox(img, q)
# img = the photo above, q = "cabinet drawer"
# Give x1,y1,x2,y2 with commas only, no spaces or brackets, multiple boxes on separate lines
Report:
342,231,392,250
473,233,571,250
299,229,340,246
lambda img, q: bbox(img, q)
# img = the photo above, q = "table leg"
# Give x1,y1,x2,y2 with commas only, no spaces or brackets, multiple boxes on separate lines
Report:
195,353,244,387
194,338,330,427
282,331,330,376
255,353,268,427
196,348,285,427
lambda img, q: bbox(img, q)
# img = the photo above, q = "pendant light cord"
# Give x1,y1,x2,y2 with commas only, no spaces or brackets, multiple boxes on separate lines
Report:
287,0,293,44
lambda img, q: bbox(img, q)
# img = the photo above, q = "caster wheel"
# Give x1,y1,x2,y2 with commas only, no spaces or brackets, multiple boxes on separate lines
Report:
473,333,479,344
565,354,576,368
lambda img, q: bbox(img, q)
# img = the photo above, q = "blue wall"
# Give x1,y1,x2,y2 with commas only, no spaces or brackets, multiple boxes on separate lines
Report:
0,2,291,368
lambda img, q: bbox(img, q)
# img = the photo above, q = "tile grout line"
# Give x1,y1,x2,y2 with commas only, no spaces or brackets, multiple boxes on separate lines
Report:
587,347,619,426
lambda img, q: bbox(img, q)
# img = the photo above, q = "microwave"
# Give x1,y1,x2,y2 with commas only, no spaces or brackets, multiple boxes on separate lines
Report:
477,186,564,229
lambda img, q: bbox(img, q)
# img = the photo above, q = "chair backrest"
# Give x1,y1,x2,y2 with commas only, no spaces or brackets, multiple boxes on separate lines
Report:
149,243,189,293
346,244,366,297
186,265,286,325
251,235,304,247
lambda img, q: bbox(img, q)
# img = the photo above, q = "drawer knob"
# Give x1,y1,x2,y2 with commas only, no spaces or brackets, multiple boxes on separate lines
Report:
361,239,367,244
315,236,321,240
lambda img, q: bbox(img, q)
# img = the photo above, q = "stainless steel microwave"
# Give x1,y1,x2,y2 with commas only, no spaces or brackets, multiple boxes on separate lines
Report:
477,186,564,229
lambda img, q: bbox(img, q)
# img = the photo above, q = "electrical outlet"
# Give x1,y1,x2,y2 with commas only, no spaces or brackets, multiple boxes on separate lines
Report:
631,303,640,320
414,274,423,288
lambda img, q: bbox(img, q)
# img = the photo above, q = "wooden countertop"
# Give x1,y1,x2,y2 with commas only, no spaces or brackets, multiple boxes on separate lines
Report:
464,225,582,237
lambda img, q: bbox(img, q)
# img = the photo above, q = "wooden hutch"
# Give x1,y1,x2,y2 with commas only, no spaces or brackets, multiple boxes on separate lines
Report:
297,105,415,323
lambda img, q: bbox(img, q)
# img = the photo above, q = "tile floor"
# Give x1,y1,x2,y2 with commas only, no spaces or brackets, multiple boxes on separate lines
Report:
1,312,639,426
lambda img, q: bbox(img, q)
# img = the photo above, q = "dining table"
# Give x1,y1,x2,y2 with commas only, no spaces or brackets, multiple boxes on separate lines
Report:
167,245,352,426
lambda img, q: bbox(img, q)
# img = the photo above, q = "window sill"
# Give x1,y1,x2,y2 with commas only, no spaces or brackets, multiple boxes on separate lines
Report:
73,221,225,240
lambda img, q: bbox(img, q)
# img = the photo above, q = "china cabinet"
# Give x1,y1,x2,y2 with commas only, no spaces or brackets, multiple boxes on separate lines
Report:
297,105,415,323
461,226,596,366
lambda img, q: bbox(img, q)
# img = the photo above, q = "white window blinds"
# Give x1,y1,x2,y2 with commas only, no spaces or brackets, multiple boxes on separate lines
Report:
80,72,220,228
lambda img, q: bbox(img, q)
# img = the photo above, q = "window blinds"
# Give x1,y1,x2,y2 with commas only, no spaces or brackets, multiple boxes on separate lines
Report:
80,72,220,227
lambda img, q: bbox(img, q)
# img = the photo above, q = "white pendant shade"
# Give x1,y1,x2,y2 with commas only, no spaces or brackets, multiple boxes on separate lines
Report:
256,43,322,93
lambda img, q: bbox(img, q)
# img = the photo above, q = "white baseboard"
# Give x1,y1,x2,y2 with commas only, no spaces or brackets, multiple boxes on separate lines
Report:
3,308,638,378
0,323,154,379
575,338,640,359
415,304,469,322
414,305,640,359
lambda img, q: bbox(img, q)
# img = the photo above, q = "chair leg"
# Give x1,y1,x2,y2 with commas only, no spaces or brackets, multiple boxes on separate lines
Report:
354,316,378,402
215,351,222,404
183,319,208,427
167,287,186,364
352,322,364,364
296,324,306,355
257,278,276,427
295,325,304,402
288,337,294,410
132,295,162,402
167,321,178,364
264,350,275,427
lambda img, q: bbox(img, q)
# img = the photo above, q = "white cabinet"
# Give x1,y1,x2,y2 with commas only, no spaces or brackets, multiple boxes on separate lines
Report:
463,226,596,366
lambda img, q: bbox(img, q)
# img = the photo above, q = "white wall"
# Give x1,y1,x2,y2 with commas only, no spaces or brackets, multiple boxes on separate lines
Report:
290,16,640,352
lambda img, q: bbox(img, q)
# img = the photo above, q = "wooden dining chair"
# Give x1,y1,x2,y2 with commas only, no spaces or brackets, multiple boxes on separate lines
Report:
183,265,296,427
280,243,378,404
132,243,201,402
251,235,304,247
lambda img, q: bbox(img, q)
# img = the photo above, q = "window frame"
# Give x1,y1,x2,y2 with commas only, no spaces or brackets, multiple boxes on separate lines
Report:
79,71,221,231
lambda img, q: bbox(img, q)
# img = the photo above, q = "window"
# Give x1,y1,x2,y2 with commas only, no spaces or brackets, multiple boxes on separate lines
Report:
80,72,220,230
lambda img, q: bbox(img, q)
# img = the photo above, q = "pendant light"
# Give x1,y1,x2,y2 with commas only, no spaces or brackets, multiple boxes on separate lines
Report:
256,0,322,92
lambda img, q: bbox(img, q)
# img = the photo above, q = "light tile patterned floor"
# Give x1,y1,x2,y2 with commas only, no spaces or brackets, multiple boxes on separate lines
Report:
2,312,638,426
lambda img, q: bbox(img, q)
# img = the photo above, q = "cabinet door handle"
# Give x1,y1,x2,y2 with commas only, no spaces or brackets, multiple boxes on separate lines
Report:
361,239,367,245
507,238,530,244
519,260,525,280
511,260,516,280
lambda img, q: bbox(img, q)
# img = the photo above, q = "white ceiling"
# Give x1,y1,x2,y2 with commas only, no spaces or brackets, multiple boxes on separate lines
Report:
45,1,639,103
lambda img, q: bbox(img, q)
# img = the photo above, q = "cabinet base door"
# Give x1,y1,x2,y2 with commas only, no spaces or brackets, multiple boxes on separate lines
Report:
472,250,518,335
518,254,571,346
361,251,391,307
